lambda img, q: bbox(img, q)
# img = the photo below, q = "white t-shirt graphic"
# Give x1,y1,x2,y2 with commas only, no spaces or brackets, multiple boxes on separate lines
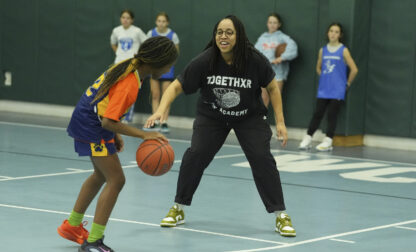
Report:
110,25,148,63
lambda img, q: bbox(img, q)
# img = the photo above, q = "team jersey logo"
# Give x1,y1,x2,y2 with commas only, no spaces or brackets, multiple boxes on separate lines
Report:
323,60,335,74
119,37,133,51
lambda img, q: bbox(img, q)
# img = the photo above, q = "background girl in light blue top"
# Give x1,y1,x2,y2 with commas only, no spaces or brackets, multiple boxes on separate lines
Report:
255,13,298,107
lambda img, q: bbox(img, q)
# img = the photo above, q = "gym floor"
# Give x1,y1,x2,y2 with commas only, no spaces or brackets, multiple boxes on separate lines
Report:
1,111,415,252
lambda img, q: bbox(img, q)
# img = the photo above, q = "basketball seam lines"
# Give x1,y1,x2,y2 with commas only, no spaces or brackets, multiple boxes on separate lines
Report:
138,143,161,171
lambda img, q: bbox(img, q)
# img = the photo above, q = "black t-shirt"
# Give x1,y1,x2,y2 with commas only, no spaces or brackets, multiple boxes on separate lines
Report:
178,47,276,121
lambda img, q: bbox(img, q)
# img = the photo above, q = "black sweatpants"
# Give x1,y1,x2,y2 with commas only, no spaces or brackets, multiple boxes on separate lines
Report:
174,114,286,213
307,98,343,138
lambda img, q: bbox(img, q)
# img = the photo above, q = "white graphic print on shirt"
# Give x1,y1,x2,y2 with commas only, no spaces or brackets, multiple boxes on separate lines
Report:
323,55,340,74
120,38,133,51
206,75,252,117
213,88,240,108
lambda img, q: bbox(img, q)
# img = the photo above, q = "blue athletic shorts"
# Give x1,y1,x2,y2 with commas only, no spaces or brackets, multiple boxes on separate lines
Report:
74,139,117,157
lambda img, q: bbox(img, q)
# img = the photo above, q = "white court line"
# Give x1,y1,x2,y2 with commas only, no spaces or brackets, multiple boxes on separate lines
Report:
0,176,13,179
66,168,85,172
0,164,139,182
394,225,416,231
0,152,248,182
0,170,91,181
1,121,416,167
0,121,66,131
329,238,355,244
0,151,247,182
0,203,287,245
225,219,416,252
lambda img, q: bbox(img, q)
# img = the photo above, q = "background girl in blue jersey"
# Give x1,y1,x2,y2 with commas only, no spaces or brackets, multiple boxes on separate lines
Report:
299,22,358,151
57,36,178,252
255,13,297,107
144,12,180,133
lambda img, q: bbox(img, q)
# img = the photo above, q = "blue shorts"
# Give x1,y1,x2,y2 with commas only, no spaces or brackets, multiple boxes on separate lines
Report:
74,139,117,157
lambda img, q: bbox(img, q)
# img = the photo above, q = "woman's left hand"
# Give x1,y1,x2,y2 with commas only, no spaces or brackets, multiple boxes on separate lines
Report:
144,112,163,129
276,122,288,147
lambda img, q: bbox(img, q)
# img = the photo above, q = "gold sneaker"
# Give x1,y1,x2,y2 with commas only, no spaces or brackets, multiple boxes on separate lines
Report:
160,204,185,227
276,212,296,237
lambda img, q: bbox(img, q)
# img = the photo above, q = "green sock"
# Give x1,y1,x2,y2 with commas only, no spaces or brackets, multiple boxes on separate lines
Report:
87,222,106,243
68,210,84,227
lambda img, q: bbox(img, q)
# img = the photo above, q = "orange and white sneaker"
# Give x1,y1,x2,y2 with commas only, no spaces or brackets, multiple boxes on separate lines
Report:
57,219,89,244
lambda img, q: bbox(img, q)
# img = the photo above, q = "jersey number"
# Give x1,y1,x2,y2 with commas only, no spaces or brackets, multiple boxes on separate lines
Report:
86,75,104,97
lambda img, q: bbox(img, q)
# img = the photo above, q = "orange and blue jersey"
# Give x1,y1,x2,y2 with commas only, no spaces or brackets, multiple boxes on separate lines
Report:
67,71,141,144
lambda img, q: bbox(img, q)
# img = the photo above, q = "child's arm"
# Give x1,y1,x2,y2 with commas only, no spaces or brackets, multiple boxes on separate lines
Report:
111,44,117,53
343,48,358,87
316,48,323,75
280,34,298,61
110,29,118,53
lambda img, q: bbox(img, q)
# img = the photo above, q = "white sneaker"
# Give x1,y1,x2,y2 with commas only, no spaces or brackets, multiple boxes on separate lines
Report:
316,137,333,151
298,135,312,149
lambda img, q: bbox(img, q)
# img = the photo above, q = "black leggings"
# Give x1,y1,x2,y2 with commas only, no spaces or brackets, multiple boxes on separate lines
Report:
174,114,286,213
307,98,343,138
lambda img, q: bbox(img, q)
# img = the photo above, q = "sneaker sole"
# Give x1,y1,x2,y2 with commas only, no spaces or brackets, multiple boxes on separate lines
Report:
57,228,84,244
275,228,296,237
160,220,185,227
298,145,311,150
316,147,333,151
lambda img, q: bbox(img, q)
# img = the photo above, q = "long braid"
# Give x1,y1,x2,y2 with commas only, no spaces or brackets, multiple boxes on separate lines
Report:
92,36,178,103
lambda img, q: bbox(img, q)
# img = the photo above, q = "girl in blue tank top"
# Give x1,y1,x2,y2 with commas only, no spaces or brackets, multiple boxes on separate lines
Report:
145,12,180,133
299,22,358,151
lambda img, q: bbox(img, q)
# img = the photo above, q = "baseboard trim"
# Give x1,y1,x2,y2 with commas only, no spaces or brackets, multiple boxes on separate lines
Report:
333,135,364,147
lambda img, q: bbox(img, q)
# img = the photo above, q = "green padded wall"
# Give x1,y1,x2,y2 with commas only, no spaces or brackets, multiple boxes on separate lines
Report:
366,0,416,137
1,0,415,138
1,0,39,102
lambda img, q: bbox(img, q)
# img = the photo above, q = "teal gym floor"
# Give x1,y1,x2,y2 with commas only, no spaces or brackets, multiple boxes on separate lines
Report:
1,112,415,252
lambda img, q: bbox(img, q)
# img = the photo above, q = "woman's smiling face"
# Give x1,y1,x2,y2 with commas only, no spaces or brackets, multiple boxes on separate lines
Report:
215,19,237,55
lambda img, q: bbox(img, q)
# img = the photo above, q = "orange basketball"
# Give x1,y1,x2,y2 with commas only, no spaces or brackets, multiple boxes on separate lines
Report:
275,43,287,58
136,139,174,176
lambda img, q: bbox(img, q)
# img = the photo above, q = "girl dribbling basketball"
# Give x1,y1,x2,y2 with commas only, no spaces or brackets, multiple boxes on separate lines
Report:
57,36,178,252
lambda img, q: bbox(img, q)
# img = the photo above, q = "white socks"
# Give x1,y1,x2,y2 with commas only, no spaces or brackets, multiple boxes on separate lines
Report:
275,211,285,217
175,203,185,211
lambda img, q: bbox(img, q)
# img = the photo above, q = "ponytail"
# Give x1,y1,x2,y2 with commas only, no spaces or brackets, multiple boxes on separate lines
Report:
92,36,178,103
